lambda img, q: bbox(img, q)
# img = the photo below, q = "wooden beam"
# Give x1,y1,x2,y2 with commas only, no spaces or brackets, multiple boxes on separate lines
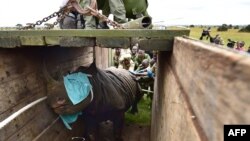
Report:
0,29,190,38
0,37,21,48
96,37,130,48
0,29,190,50
139,38,173,51
45,36,60,45
59,37,95,47
20,36,45,46
170,37,250,141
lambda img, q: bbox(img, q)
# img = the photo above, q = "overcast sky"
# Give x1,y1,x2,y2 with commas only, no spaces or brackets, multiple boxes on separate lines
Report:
0,0,249,27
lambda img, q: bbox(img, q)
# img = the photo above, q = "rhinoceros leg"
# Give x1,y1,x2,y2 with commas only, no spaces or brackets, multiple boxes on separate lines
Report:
130,83,143,114
98,120,115,141
113,112,125,141
84,115,98,141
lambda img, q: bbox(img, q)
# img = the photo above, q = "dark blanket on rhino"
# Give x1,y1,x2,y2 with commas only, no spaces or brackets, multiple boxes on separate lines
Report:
47,63,142,141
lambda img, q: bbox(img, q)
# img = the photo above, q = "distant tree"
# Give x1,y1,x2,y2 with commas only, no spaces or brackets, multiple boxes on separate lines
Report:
228,24,233,29
16,24,23,30
189,25,195,28
239,24,250,32
234,25,239,29
217,24,228,31
245,25,250,31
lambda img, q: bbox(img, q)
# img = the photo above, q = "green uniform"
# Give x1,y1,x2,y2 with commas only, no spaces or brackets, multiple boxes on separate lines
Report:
80,0,127,29
134,53,151,69
113,54,121,68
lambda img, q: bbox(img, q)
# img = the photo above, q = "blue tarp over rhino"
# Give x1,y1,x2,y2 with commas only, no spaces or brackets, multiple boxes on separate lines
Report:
47,62,143,141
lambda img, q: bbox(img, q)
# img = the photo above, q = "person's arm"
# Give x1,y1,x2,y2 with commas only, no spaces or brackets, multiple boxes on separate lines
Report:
118,62,123,69
129,60,135,71
108,0,127,23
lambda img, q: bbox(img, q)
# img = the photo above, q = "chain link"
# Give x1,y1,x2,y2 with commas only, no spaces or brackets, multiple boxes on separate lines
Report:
19,0,122,30
85,6,123,29
19,7,69,30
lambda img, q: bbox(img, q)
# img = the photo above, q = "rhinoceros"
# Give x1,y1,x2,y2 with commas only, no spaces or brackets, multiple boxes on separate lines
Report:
47,63,143,141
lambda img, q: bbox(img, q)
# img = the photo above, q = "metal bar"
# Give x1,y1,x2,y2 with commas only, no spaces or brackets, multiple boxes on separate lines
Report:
141,89,154,94
0,96,47,129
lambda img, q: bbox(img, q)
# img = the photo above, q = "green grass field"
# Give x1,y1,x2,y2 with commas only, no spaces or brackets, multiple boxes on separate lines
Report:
125,95,151,125
189,27,250,50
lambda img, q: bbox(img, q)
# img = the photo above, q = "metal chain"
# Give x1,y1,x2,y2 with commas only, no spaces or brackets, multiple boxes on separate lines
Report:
19,6,70,30
19,0,123,30
86,6,123,29
69,0,123,29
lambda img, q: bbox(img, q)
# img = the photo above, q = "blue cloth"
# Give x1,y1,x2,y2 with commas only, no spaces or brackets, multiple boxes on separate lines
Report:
60,112,82,130
147,69,154,78
63,72,92,105
61,72,92,130
129,69,154,78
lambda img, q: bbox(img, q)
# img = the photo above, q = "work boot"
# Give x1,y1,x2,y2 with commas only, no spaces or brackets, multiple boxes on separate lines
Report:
60,13,77,29
98,21,109,29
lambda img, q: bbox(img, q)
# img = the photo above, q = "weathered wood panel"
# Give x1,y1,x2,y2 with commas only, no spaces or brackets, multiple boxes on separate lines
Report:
20,36,45,46
96,37,130,48
171,37,250,141
139,38,173,51
0,29,189,38
151,52,201,141
0,49,46,121
0,29,190,51
42,47,94,82
95,47,109,69
0,101,56,141
152,37,250,141
45,36,60,45
59,37,95,47
0,45,108,141
0,37,21,48
35,115,85,141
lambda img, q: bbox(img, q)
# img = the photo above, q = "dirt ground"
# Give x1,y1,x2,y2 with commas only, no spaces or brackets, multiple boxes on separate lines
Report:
122,124,150,141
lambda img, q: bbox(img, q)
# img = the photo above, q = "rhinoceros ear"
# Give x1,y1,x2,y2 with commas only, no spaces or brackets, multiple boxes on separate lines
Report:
42,59,61,87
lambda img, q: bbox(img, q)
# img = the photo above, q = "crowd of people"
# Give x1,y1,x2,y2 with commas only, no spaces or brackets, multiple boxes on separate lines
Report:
112,43,157,98
200,27,250,54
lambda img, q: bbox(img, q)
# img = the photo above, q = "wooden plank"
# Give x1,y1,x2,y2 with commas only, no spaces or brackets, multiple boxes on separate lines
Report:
0,72,44,113
59,37,95,47
139,38,173,51
0,101,56,141
96,37,130,48
0,29,190,39
0,29,190,49
151,52,201,141
0,86,46,121
0,37,21,48
171,37,250,141
0,49,46,120
42,47,93,81
95,47,109,69
101,48,109,69
20,36,45,46
35,115,85,141
0,42,109,141
45,36,60,45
